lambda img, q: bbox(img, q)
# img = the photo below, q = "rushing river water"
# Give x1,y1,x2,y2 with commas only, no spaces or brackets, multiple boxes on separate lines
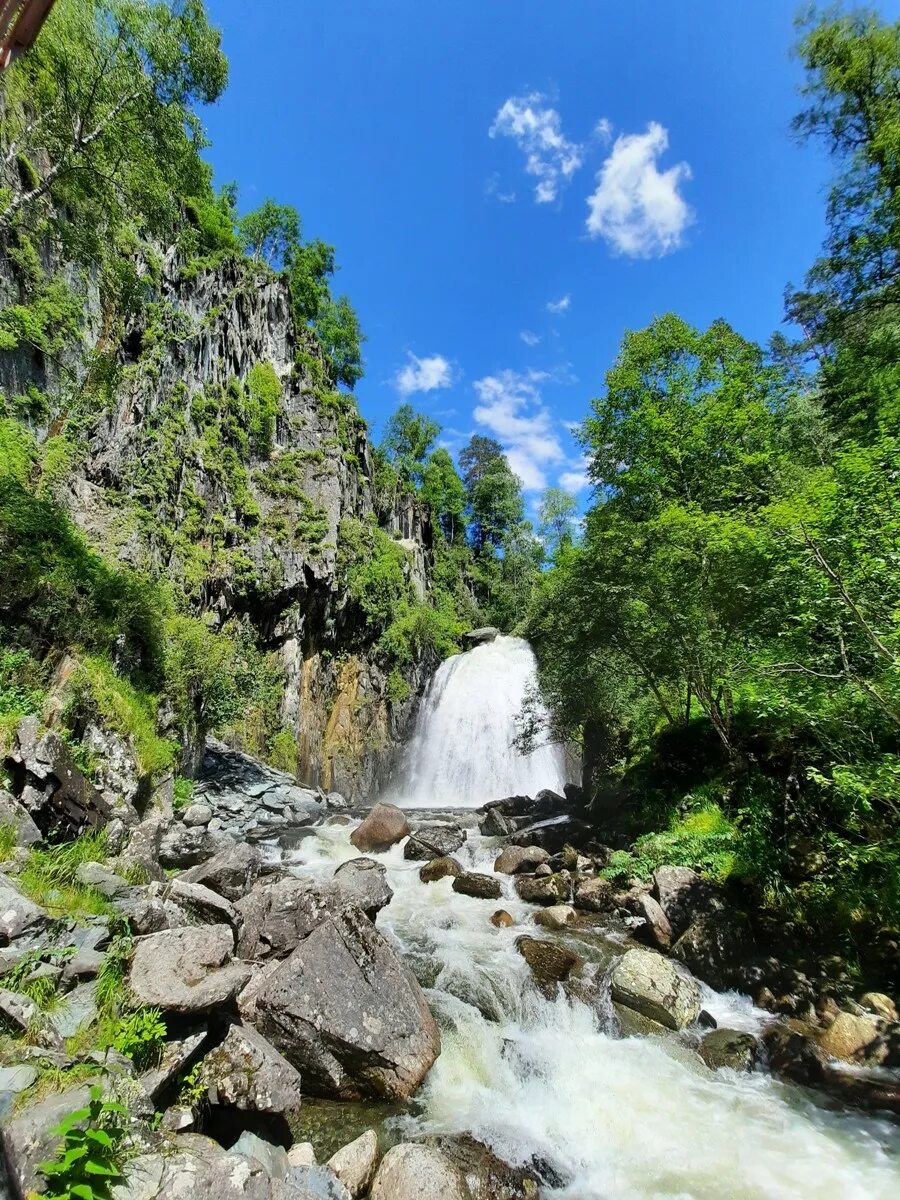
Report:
283,637,899,1198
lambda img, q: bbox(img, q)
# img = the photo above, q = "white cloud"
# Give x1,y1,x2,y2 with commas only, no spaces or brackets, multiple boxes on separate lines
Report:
520,330,541,347
485,172,516,204
489,92,583,204
594,117,613,143
559,456,591,493
546,294,571,315
394,353,454,396
585,121,692,258
472,369,564,491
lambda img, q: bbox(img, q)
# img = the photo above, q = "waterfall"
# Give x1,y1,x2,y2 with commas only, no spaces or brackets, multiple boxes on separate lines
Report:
388,634,569,808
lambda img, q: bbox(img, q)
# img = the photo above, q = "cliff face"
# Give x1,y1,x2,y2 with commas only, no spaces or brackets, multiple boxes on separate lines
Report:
2,244,434,798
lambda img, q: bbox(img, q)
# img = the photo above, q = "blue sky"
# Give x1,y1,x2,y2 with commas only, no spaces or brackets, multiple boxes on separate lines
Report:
201,0,899,508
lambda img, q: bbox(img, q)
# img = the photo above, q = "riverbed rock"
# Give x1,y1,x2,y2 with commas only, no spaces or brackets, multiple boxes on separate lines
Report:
572,875,615,913
517,936,582,994
197,1022,302,1114
818,1011,881,1064
652,866,722,939
181,842,262,901
671,910,748,991
0,871,49,941
0,791,41,847
74,860,129,897
159,824,230,869
515,871,570,905
453,871,502,900
128,925,251,1013
419,856,462,883
479,807,516,838
698,1028,759,1072
112,1132,272,1200
327,1130,379,1198
182,803,213,827
255,905,440,1100
349,803,410,853
859,992,899,1022
494,845,549,875
236,877,341,960
491,909,515,927
610,947,701,1030
403,826,465,860
426,1134,541,1200
333,858,393,918
634,893,672,950
369,1143,470,1200
533,904,575,930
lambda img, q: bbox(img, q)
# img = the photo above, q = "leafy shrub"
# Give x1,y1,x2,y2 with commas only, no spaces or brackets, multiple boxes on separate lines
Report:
38,1085,127,1200
172,775,194,812
603,803,738,884
266,729,297,774
112,1008,166,1070
69,655,176,776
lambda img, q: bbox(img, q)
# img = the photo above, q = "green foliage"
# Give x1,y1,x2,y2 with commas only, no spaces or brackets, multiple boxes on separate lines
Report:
422,447,467,542
70,655,176,776
381,600,463,667
603,804,738,885
112,1007,166,1070
94,930,133,1017
381,404,441,489
172,775,194,813
266,729,298,775
538,487,577,560
18,835,115,921
237,199,300,268
338,518,412,627
246,361,281,455
314,295,365,389
38,1084,127,1200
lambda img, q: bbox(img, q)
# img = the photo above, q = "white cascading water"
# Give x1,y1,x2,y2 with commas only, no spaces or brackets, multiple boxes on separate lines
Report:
277,635,900,1198
388,635,569,807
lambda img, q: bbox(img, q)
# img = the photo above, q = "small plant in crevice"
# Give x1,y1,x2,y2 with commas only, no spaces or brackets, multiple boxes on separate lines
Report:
111,1007,166,1071
37,1085,128,1200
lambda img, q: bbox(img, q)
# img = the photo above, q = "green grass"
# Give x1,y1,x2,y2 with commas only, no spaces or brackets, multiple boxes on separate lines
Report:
602,802,738,885
17,833,116,920
75,656,176,776
0,820,18,862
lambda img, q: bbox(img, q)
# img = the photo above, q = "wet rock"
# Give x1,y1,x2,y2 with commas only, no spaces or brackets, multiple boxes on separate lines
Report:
327,1130,379,1198
613,1001,669,1038
236,877,343,960
182,803,213,827
491,910,515,928
369,1143,470,1200
181,841,262,901
572,876,614,913
403,826,465,860
419,856,462,883
699,1028,759,1072
859,992,898,1022
74,860,129,897
517,936,582,994
0,871,49,941
479,808,516,838
818,1011,882,1064
255,906,440,1100
634,893,672,951
671,910,749,991
426,1134,541,1200
762,1023,827,1088
652,865,722,939
287,1165,352,1199
128,925,251,1013
159,824,230,869
463,627,499,644
452,871,502,900
514,871,570,905
333,858,393,918
349,803,410,853
610,947,701,1030
494,845,549,875
533,904,575,930
197,1022,302,1114
0,791,41,847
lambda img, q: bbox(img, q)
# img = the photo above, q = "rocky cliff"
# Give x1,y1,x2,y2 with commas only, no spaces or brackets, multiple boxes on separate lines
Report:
1,241,435,799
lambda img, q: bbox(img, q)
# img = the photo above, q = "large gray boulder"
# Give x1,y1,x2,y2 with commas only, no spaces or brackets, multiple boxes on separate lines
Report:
0,790,41,847
610,947,701,1031
236,877,342,960
332,858,393,918
256,906,440,1100
349,803,410,853
369,1144,470,1200
403,826,465,861
494,845,549,875
111,1133,272,1200
159,824,230,869
197,1022,302,1114
167,878,240,932
128,925,251,1013
181,841,262,901
0,871,49,941
635,893,673,950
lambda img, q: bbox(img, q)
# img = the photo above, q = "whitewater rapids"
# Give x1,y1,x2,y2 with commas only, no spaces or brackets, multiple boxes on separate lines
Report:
387,635,569,807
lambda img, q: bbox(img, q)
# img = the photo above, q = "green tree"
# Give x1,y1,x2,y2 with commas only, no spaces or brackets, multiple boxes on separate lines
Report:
314,295,365,389
422,447,466,541
459,435,523,552
538,486,577,559
381,404,441,489
237,199,300,268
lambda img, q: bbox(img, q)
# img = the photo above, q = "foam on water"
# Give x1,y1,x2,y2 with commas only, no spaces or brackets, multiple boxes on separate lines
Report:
286,821,900,1200
386,635,569,808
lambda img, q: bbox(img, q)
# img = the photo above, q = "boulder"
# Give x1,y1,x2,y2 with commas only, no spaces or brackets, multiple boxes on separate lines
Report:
128,925,251,1013
699,1028,759,1072
349,803,410,853
255,906,440,1100
6,1084,94,1195
74,860,129,898
230,1131,290,1181
0,791,41,847
419,856,462,883
167,878,239,932
860,992,898,1022
236,877,343,961
493,846,549,875
140,1027,210,1103
652,865,722,939
634,893,672,950
671,910,748,991
490,910,515,928
762,1024,828,1088
181,842,261,901
572,875,614,913
5,717,112,839
369,1144,470,1200
479,808,516,838
533,904,575,930
610,947,701,1030
403,826,465,861
197,1021,302,1114
288,1144,317,1169
463,627,499,644
333,858,393,918
0,987,42,1034
159,824,230,869
327,1130,379,1198
514,872,570,905
517,937,582,994
120,814,167,882
182,803,213,827
426,1135,540,1200
112,1133,272,1200
286,1165,352,1200
452,872,502,900
819,1011,881,1064
50,980,98,1038
0,871,49,941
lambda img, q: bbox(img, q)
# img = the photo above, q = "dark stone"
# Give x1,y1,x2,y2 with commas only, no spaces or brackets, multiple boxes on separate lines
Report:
452,872,502,900
419,856,462,883
403,825,465,860
4,718,112,840
516,936,582,995
671,910,751,991
699,1028,759,1072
